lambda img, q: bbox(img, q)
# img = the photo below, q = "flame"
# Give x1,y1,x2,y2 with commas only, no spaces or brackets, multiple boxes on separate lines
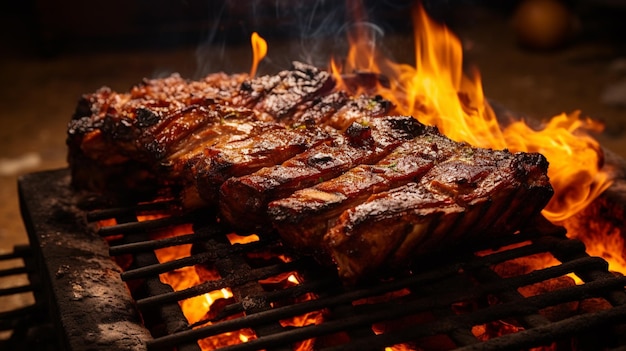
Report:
328,3,612,224
562,196,626,276
142,4,623,350
249,32,267,78
150,225,322,350
153,238,253,349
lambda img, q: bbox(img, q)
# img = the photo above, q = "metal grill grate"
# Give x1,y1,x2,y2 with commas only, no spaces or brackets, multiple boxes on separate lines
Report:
15,169,626,351
91,199,626,351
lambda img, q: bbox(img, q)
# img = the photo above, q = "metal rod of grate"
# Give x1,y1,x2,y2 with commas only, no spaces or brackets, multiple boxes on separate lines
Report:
93,207,626,351
108,212,202,351
0,245,55,350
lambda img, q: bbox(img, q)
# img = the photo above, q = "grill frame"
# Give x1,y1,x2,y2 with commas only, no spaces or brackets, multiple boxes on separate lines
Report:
17,168,153,351
16,168,626,351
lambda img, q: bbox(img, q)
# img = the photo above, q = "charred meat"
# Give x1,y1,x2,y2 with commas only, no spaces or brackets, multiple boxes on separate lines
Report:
267,124,467,251
325,150,553,283
220,115,427,230
67,61,554,284
68,62,395,201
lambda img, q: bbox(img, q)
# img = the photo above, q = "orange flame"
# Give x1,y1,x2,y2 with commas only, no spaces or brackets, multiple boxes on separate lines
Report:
146,4,622,350
330,4,613,223
250,32,268,78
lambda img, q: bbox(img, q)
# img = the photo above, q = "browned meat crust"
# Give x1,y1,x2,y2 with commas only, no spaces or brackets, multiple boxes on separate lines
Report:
67,62,344,199
267,125,467,251
249,61,335,120
219,116,427,231
193,124,335,207
67,73,251,195
325,150,553,283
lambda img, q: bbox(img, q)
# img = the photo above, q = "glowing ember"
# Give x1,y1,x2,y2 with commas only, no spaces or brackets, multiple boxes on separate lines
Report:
226,232,260,245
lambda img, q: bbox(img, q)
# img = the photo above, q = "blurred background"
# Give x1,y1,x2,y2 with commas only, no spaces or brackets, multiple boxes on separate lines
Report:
1,0,626,310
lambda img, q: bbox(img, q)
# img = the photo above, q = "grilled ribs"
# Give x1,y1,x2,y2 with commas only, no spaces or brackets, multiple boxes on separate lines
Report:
324,149,553,283
267,123,466,251
68,62,392,202
220,115,427,231
67,61,554,283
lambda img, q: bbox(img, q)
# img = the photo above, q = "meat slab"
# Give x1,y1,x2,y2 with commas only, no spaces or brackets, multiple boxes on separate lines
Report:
67,61,554,283
324,149,553,283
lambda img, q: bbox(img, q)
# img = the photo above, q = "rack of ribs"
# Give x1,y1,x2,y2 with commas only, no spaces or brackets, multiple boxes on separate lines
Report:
67,61,554,283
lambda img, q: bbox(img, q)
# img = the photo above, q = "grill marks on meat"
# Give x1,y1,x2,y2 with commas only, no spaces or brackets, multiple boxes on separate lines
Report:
325,149,553,283
249,61,335,121
68,62,352,196
220,116,427,230
192,124,335,207
267,126,466,251
287,91,349,127
68,61,555,284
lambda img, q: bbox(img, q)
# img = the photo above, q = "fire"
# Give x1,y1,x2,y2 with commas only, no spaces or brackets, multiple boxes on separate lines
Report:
148,220,321,350
330,2,621,278
329,3,612,224
152,234,255,350
250,32,267,78
562,196,626,275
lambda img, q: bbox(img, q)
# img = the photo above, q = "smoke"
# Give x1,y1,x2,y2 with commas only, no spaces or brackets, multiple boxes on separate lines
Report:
194,0,231,78
193,0,414,77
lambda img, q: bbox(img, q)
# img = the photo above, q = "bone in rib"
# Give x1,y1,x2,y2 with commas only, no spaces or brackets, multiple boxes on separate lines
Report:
66,61,554,283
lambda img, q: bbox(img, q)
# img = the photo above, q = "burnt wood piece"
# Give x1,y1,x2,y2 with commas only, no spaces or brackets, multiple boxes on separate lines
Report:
268,125,468,252
326,150,553,283
219,116,427,231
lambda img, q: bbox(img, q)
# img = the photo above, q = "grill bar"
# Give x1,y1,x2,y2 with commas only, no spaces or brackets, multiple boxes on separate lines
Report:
189,277,338,328
109,231,211,255
456,303,626,351
86,199,178,222
98,214,195,237
325,302,626,351
133,260,307,308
